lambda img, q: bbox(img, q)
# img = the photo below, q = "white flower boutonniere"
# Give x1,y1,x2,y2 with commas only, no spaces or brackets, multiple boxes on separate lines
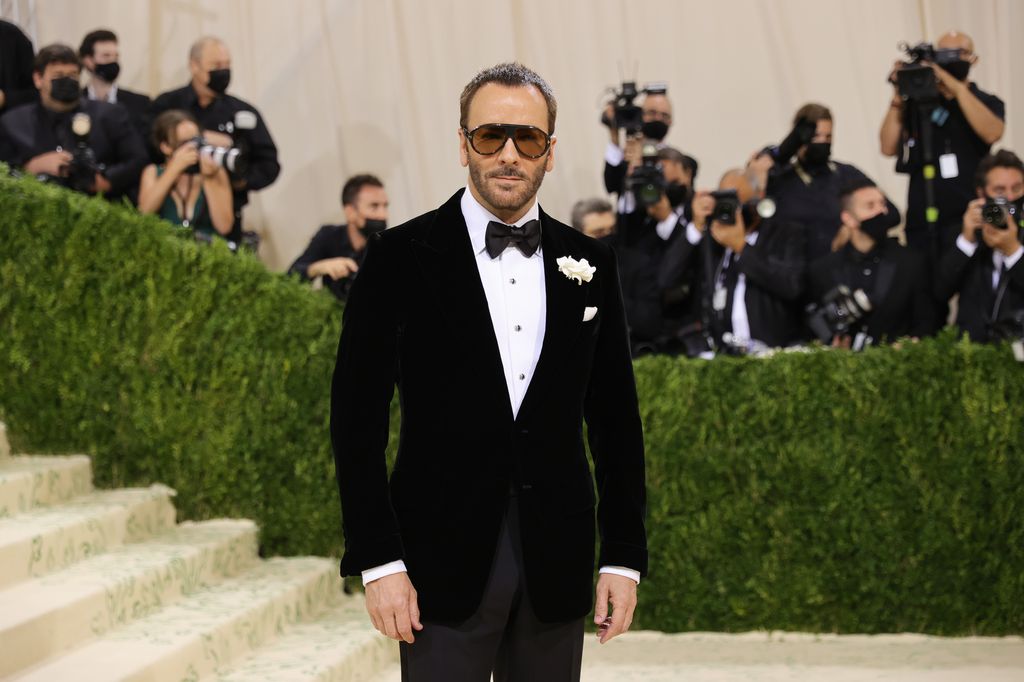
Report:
556,256,596,285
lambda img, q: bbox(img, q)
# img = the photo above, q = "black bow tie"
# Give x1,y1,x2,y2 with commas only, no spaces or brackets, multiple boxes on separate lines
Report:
485,219,541,259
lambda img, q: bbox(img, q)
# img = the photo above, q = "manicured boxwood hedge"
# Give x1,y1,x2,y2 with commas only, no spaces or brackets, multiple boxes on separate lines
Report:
1,174,1021,634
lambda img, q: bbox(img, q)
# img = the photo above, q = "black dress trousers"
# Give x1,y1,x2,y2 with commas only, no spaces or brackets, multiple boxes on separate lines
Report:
399,493,586,682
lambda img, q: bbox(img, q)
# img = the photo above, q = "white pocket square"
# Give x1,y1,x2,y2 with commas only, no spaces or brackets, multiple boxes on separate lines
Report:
583,306,598,322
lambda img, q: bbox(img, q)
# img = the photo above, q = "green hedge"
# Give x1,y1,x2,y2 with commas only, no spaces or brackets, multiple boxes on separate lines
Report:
1,174,1021,635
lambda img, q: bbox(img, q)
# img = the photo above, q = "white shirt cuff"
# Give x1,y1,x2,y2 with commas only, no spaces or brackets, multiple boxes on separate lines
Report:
1004,245,1024,270
361,559,407,584
956,234,979,257
605,142,625,167
655,213,680,241
599,565,641,584
686,221,704,245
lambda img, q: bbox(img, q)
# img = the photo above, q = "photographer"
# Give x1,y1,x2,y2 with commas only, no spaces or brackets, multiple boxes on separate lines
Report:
880,30,1005,254
138,110,234,238
754,103,899,262
79,29,151,142
0,44,148,199
934,150,1024,343
602,83,673,205
808,179,934,346
613,146,694,354
570,197,615,240
658,169,807,354
150,36,280,241
287,174,389,302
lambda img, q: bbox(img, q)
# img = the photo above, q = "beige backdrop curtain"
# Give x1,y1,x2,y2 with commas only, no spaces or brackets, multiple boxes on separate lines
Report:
16,0,1024,270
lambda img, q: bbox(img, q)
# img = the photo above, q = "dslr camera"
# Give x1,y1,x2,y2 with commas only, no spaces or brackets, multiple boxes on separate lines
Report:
763,116,817,165
601,81,667,136
185,136,247,175
981,197,1023,230
893,41,962,102
806,285,873,343
709,189,776,226
36,113,106,193
625,143,665,207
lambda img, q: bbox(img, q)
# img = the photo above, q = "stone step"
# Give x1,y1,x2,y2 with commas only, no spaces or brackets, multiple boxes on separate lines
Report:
204,593,397,682
0,484,178,589
12,557,341,682
0,455,93,518
0,518,258,678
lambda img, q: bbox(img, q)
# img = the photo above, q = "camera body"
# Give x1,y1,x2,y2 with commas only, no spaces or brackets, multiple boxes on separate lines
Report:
806,285,873,343
625,144,665,207
710,189,741,225
601,81,667,136
765,117,817,165
981,197,1022,230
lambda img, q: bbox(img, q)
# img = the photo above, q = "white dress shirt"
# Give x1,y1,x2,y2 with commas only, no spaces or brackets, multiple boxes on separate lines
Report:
362,188,641,586
86,82,119,104
727,232,760,344
956,234,1024,289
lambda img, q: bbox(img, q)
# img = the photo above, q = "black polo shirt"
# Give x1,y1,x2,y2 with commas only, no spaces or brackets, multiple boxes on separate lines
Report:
897,83,1005,239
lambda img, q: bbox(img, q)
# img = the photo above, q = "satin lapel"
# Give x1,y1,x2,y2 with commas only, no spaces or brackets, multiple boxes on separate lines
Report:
516,210,588,425
409,190,513,422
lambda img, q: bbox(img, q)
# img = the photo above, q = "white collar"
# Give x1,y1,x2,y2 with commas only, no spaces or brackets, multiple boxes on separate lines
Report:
460,185,541,257
86,82,118,104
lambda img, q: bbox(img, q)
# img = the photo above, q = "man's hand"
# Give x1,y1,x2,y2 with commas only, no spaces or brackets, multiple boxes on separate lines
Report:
309,256,359,280
202,130,234,148
961,197,985,243
594,573,637,644
983,222,1023,258
24,150,72,177
691,191,714,232
923,60,967,98
364,571,423,644
646,194,673,222
93,173,112,194
710,209,748,253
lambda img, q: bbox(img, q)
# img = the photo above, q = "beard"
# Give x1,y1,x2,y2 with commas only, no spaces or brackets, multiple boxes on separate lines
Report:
468,157,547,217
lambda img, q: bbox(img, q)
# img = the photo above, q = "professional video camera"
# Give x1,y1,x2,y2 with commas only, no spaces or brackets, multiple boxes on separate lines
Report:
600,81,667,136
806,285,872,344
185,136,247,175
893,41,964,102
981,197,1024,230
36,113,106,193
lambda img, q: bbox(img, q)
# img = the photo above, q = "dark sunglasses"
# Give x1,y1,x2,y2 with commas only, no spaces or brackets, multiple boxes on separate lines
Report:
463,123,552,159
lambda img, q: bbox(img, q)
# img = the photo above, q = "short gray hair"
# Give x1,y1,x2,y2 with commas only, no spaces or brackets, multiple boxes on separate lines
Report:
190,36,225,62
570,197,614,232
459,62,557,134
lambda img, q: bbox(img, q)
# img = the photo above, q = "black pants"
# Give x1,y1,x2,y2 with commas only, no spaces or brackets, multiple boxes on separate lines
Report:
399,495,585,682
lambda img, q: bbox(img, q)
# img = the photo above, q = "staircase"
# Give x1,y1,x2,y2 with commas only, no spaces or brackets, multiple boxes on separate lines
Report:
0,422,398,681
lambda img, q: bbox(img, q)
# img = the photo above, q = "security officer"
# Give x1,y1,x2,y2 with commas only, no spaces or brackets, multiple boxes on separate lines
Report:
150,36,280,242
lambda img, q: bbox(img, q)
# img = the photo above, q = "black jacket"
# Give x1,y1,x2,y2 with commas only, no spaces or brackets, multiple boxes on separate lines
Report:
808,240,935,342
0,99,149,198
659,218,808,348
934,236,1024,342
288,224,365,301
84,85,152,143
0,20,36,114
331,189,647,624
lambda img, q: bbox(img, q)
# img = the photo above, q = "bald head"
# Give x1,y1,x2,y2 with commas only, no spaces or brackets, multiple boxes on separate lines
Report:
937,30,975,55
190,36,227,63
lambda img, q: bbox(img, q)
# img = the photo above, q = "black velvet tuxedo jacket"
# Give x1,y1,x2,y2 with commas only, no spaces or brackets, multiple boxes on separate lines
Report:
331,189,648,625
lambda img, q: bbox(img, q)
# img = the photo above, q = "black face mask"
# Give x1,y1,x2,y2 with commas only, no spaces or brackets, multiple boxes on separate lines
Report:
362,218,387,237
942,59,971,82
802,142,831,167
641,120,668,142
207,68,231,94
50,76,81,104
859,210,899,242
93,61,120,83
665,181,691,208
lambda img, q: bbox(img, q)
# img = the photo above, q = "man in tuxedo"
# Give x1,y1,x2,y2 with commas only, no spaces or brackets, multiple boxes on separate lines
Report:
79,30,152,143
808,179,935,345
934,149,1024,342
658,169,808,354
331,62,647,682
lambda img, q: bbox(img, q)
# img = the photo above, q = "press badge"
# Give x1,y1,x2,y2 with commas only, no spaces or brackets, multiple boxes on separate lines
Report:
939,153,959,179
713,287,727,311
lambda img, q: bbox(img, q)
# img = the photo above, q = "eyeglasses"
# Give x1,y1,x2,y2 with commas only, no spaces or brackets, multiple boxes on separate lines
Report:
462,123,552,159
